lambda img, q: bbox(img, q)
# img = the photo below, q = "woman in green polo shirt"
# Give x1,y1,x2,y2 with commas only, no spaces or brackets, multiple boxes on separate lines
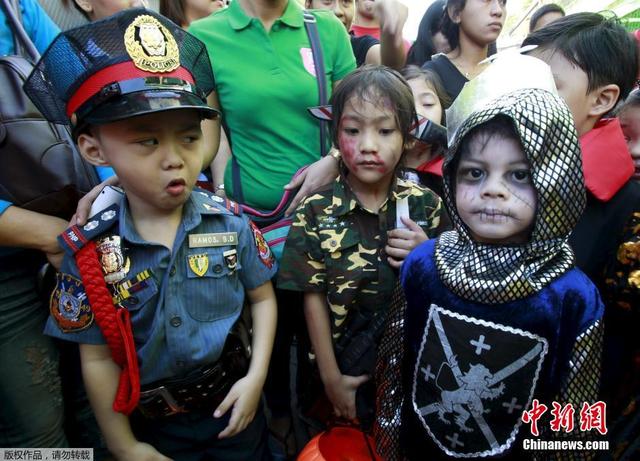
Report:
189,1,356,457
191,0,355,212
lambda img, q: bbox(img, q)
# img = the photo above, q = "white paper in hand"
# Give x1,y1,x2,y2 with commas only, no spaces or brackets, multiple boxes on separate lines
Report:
396,196,409,229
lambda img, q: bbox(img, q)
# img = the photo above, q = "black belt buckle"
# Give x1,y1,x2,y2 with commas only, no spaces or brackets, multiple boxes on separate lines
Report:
138,385,185,418
137,363,231,419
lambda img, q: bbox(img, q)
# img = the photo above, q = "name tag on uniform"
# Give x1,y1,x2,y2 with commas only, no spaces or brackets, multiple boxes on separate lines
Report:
189,232,238,248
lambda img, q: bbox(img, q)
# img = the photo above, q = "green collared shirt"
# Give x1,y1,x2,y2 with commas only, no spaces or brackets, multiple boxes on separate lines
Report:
189,1,356,210
278,174,442,339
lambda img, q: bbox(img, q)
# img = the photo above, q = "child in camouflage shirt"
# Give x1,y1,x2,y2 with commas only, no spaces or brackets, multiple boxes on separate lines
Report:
278,66,443,428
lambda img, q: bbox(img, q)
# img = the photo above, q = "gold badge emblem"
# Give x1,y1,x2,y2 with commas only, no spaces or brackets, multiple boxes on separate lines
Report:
188,253,209,277
96,236,131,284
124,15,179,73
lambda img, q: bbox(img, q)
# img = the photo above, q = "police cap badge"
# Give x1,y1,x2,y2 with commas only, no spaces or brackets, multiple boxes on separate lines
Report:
23,8,220,137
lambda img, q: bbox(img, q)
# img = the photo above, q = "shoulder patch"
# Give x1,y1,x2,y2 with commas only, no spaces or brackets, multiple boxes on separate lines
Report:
58,204,120,255
224,198,242,216
50,273,94,333
249,220,275,268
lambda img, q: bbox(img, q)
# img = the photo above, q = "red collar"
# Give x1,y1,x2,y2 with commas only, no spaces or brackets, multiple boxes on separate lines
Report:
349,24,380,40
416,155,444,176
579,118,633,201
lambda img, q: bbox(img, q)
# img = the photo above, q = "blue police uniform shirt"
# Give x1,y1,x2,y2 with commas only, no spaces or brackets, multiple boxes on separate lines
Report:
45,189,277,385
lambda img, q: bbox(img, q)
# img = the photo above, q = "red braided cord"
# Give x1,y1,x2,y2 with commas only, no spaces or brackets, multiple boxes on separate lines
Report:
116,308,140,414
75,241,140,415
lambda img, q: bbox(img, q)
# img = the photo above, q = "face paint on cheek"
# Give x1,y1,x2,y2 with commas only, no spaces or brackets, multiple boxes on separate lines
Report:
503,182,536,211
339,132,358,172
370,153,389,173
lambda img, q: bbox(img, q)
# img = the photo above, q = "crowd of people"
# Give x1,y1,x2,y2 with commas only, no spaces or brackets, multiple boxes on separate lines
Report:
0,0,639,460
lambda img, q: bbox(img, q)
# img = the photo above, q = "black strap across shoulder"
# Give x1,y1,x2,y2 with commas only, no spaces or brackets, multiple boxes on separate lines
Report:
1,0,39,61
303,11,329,158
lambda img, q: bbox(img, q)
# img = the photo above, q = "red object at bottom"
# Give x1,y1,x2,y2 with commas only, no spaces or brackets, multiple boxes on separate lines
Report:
297,426,382,461
196,180,214,192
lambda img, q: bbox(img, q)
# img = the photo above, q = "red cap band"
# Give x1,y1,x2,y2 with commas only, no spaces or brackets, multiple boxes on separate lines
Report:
66,61,195,118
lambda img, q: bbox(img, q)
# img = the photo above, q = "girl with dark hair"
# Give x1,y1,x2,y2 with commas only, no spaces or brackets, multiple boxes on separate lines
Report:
406,0,450,67
160,0,225,29
400,66,450,197
278,66,443,432
422,0,506,102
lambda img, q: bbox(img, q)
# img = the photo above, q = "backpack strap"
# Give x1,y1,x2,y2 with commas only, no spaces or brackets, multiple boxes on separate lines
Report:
303,10,329,158
9,0,23,57
0,0,40,61
231,155,244,204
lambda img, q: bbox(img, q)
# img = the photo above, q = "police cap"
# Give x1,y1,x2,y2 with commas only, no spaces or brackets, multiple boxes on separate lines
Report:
24,8,219,136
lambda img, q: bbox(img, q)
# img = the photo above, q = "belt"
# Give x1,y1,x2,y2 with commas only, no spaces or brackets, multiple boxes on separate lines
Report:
137,333,250,419
137,362,233,419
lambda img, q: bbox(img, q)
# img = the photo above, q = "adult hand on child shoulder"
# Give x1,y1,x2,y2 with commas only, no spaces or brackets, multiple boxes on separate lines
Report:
73,176,120,226
386,216,429,269
214,374,263,439
43,215,72,270
284,155,340,216
324,373,369,421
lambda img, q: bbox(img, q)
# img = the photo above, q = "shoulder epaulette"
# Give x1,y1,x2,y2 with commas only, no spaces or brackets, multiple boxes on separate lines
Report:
58,204,120,255
193,189,243,216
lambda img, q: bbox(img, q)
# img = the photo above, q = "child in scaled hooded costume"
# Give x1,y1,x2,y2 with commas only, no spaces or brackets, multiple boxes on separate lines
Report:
373,55,605,460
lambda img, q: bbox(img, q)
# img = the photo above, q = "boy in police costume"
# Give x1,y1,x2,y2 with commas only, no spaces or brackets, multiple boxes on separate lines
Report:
24,8,277,461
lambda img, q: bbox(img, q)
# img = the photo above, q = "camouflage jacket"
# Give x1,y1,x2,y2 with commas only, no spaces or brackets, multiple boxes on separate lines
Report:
278,174,442,340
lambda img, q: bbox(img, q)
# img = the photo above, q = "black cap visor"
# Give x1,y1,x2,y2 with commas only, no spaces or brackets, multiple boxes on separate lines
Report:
72,77,219,133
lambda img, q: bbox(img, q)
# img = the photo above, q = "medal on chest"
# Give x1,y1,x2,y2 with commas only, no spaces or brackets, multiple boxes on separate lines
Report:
96,235,131,284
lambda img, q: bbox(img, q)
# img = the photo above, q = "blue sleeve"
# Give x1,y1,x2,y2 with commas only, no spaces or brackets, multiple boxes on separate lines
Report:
95,166,115,182
0,200,11,216
401,239,437,358
44,252,107,345
237,216,277,290
21,0,59,54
